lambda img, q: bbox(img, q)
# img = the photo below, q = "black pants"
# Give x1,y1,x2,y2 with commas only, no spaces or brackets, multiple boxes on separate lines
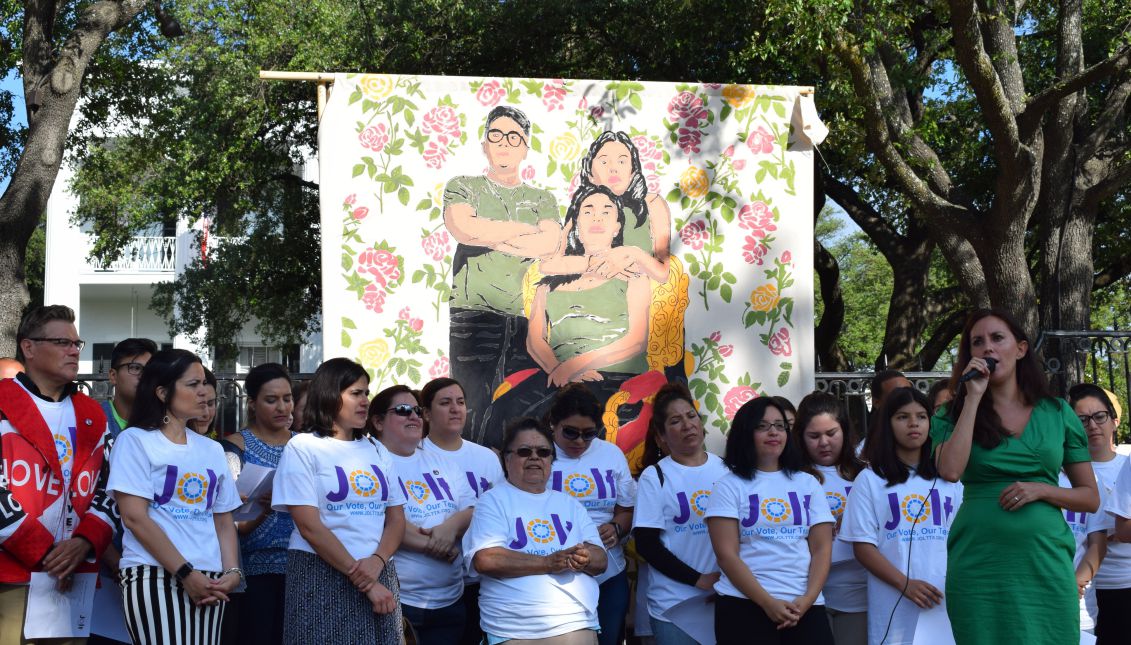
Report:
459,582,484,645
715,594,833,645
1096,587,1131,645
449,308,535,448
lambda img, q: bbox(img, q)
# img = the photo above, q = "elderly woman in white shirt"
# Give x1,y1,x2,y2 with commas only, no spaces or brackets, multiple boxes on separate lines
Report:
467,417,607,644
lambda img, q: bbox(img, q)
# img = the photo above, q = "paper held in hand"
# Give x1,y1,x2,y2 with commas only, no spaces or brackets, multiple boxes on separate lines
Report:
24,572,96,639
233,463,276,521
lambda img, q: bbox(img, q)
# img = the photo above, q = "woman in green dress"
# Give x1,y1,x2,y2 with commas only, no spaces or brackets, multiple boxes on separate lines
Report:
931,309,1099,644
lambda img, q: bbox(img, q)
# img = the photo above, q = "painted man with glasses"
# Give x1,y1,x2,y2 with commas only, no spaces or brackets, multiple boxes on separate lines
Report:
444,105,561,447
0,305,117,643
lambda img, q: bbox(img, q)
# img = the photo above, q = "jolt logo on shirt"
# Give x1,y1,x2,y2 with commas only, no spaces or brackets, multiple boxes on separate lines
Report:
881,490,956,532
825,488,849,518
741,492,813,528
400,472,456,505
508,514,574,553
552,469,616,506
465,472,494,497
673,489,711,523
154,466,218,510
54,430,74,480
1064,509,1091,535
327,465,390,503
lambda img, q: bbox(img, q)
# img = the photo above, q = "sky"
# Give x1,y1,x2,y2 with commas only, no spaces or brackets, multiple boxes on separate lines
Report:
1,70,26,194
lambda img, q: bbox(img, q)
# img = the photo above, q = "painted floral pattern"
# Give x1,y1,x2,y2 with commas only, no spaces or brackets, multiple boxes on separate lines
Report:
324,73,814,442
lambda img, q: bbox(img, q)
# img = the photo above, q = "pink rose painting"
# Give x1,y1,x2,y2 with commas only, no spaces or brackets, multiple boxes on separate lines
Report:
724,386,758,420
358,124,389,153
422,106,461,140
351,207,369,221
768,328,793,357
746,126,775,154
429,356,450,379
421,230,451,261
679,220,709,251
542,79,567,111
358,248,401,288
475,80,505,107
737,202,777,236
743,236,768,265
362,283,386,313
423,138,450,169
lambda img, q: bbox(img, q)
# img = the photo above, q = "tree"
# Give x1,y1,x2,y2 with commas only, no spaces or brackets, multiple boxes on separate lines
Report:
0,0,164,355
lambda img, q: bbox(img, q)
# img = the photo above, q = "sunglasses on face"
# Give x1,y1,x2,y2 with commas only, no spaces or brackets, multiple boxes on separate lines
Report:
509,446,553,459
386,404,423,417
560,425,599,442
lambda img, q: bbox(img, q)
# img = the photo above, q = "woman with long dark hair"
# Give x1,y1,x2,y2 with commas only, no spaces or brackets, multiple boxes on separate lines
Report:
705,397,835,644
222,362,296,645
634,382,727,644
792,392,867,645
271,358,406,643
108,349,242,644
932,309,1098,644
542,131,670,283
841,387,963,644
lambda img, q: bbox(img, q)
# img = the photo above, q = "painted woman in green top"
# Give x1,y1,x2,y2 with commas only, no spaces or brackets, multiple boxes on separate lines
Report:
542,131,671,283
930,308,1099,645
528,184,650,388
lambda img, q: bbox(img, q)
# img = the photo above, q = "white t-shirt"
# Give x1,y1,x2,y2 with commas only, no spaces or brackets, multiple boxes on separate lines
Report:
466,481,604,640
389,447,475,609
271,433,405,559
814,464,868,613
840,467,962,645
703,469,834,602
108,427,241,571
633,453,728,620
1059,471,1113,631
422,436,504,499
549,438,636,583
422,436,504,583
6,381,79,540
1091,454,1131,590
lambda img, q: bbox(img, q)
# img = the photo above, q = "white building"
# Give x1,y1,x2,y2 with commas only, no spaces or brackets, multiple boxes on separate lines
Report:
42,157,323,376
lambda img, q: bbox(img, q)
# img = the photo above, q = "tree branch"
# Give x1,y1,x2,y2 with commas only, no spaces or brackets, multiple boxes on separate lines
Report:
914,308,967,371
831,35,969,228
1094,254,1131,290
271,172,319,191
1020,46,1131,140
1078,70,1131,162
1082,159,1131,210
823,174,903,257
948,0,1024,166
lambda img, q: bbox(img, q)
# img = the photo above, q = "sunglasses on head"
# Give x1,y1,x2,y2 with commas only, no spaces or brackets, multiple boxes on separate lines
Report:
560,425,600,442
386,404,423,417
510,446,553,459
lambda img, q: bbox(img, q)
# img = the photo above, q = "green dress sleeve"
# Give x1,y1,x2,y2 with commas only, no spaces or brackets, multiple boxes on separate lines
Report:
1057,397,1090,465
930,408,956,451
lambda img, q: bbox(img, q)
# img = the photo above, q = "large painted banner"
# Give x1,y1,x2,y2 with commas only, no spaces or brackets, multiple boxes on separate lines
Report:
319,73,825,458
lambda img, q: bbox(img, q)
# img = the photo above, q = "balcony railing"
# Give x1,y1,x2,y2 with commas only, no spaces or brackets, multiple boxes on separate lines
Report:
94,236,177,272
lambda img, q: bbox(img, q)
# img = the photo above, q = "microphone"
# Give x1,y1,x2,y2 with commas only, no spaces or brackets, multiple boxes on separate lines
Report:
958,357,997,384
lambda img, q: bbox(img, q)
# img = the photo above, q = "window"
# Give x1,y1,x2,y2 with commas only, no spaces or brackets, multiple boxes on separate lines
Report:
213,344,299,374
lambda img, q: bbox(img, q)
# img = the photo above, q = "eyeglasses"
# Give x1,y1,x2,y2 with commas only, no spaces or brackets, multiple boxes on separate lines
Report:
1078,411,1112,426
386,404,423,418
754,421,787,434
113,362,145,375
560,425,600,442
486,128,527,147
27,337,85,351
508,446,553,459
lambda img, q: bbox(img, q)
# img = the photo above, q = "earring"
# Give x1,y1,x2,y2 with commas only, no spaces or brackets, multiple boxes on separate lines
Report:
162,414,170,425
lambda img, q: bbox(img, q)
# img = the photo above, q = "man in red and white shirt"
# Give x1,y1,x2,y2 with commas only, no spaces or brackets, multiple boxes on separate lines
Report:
0,305,117,644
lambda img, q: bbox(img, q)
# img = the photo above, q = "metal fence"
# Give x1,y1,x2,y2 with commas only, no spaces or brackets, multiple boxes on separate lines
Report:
73,330,1130,441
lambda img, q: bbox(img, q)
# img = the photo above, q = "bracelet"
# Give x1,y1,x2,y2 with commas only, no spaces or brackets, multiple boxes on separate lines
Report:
611,522,625,542
222,567,245,584
372,553,387,569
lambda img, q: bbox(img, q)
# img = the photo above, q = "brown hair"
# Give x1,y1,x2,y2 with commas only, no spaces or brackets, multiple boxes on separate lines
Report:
367,385,419,439
641,382,697,473
304,358,369,439
947,308,1052,449
793,391,864,483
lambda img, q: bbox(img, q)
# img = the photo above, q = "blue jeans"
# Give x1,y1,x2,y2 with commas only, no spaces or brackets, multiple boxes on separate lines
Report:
649,616,700,645
403,599,466,645
597,570,630,645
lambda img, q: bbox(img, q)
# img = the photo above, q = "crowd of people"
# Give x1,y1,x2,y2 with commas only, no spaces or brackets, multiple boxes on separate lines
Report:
2,304,1130,645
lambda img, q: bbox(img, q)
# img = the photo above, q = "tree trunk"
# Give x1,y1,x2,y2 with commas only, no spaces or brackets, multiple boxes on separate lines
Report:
0,0,148,353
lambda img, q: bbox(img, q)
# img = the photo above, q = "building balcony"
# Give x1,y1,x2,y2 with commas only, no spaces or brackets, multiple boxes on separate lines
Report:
91,236,178,273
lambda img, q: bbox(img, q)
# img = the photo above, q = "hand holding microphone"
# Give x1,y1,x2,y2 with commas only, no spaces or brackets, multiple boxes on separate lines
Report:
958,356,997,394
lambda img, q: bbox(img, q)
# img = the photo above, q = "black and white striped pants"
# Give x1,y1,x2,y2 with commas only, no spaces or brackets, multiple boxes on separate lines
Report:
120,565,225,645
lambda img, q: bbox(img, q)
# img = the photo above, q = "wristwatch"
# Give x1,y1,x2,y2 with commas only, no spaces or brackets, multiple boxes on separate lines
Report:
174,561,194,582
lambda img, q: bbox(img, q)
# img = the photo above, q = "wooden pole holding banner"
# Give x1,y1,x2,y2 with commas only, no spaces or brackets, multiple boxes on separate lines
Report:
259,69,814,119
259,70,337,119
